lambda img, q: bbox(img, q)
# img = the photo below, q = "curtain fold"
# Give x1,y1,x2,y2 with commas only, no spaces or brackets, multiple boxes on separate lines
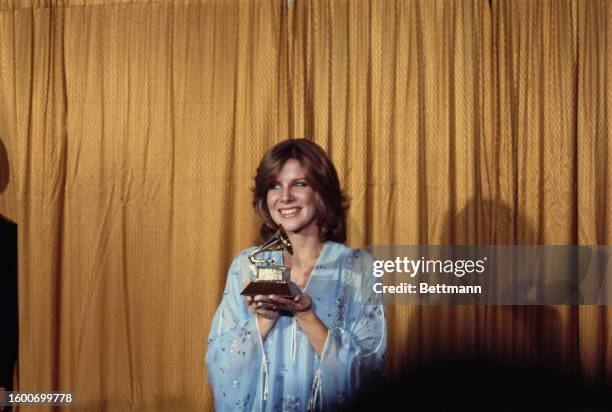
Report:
0,0,610,409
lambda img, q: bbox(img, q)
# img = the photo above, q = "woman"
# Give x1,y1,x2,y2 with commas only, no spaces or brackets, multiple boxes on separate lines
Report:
206,139,386,411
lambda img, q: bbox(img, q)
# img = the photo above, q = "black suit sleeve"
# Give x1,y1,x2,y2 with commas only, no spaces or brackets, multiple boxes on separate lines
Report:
0,217,17,389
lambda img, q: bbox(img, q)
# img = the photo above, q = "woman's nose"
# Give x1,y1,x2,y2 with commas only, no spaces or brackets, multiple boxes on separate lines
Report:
280,186,294,202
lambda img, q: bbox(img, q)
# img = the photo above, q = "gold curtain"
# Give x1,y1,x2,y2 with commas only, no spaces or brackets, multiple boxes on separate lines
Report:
0,0,610,409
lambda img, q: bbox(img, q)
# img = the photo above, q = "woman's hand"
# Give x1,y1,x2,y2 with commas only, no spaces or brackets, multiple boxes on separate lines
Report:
245,294,280,339
266,293,312,314
245,295,280,320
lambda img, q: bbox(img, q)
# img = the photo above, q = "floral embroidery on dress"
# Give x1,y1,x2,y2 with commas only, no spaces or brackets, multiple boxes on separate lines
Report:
280,395,301,412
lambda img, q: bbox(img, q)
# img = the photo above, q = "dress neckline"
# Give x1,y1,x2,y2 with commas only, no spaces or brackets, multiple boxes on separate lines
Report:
275,241,332,292
302,240,330,293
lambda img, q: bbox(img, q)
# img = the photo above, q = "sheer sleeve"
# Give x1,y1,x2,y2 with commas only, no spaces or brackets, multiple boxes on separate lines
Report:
205,251,263,411
316,250,387,410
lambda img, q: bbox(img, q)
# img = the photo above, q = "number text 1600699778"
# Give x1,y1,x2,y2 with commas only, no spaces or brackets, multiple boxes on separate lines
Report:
1,392,73,406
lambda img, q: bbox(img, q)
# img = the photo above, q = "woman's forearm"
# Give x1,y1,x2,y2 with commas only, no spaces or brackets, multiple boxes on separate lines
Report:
295,309,329,356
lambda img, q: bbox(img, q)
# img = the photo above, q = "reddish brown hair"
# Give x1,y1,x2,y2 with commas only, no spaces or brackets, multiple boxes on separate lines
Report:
252,139,349,242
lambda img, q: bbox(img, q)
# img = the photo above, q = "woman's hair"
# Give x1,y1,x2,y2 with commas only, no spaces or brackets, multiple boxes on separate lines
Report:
252,139,349,242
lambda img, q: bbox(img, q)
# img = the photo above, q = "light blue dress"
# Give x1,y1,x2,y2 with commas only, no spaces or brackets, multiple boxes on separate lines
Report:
205,241,387,411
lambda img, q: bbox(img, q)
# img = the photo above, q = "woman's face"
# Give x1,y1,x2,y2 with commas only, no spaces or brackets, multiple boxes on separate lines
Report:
266,158,318,237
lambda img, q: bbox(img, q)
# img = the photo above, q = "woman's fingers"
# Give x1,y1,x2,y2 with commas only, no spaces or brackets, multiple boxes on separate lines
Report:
266,295,297,311
246,293,310,314
266,294,311,311
246,295,276,315
246,295,272,307
245,295,281,319
267,295,297,304
250,297,280,311
256,301,277,310
253,294,276,304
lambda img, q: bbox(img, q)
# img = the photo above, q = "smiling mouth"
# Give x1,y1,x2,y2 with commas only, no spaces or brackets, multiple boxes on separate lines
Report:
279,207,301,217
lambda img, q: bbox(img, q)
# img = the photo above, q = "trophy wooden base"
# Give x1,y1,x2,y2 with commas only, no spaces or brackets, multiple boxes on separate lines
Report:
240,281,299,297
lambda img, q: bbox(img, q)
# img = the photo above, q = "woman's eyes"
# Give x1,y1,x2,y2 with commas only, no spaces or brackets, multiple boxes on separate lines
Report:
269,181,308,190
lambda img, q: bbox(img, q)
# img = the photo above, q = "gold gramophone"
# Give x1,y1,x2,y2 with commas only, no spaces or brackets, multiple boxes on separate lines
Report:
240,226,299,297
